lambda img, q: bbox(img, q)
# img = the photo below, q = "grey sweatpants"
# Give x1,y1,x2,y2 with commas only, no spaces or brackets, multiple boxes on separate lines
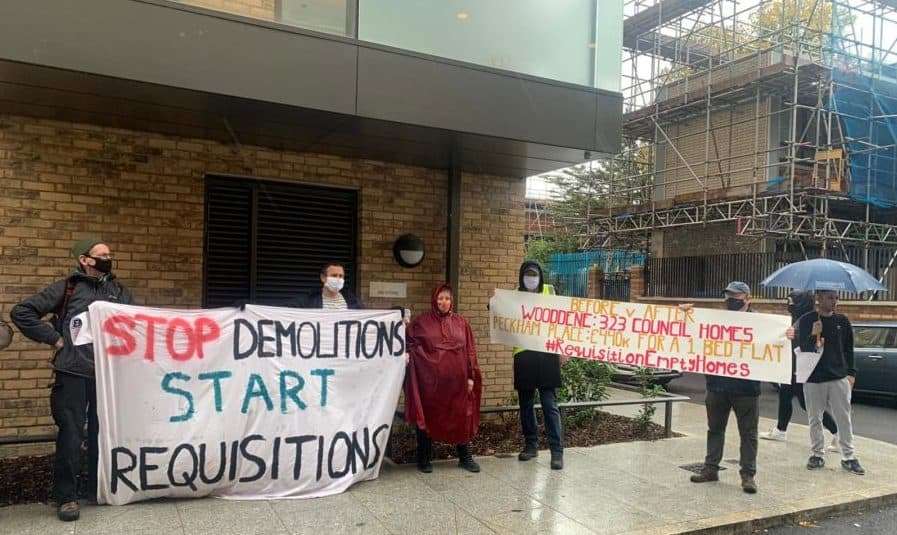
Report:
803,377,855,460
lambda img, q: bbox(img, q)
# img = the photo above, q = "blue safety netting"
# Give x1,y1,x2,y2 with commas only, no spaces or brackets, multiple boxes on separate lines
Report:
830,68,897,208
547,250,645,297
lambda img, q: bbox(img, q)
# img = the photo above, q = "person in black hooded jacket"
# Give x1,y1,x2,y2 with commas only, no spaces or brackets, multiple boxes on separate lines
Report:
11,238,131,522
761,290,838,446
513,261,565,470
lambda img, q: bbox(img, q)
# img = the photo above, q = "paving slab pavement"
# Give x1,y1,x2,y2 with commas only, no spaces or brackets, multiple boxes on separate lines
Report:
2,387,896,535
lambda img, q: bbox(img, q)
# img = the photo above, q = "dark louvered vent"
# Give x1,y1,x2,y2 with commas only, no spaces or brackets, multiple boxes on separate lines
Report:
204,179,252,308
203,176,358,308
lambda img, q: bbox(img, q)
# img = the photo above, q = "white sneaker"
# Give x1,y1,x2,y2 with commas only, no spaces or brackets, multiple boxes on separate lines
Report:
828,434,841,453
761,428,787,442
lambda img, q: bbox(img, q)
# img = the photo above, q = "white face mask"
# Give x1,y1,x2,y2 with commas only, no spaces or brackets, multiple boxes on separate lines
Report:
325,277,344,292
523,275,540,291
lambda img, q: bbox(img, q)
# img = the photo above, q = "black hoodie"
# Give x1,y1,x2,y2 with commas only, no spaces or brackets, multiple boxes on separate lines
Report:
513,261,562,390
518,260,546,293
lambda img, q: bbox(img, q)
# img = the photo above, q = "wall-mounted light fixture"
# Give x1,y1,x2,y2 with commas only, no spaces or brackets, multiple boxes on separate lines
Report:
393,234,425,268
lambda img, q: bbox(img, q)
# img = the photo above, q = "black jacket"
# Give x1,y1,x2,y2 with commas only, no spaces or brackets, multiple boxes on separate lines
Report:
291,287,363,309
513,261,562,390
797,311,855,382
11,270,132,378
786,291,815,384
704,306,761,397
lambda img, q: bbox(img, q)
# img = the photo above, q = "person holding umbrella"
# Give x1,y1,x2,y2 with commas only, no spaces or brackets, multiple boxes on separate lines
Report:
795,291,864,474
761,258,883,476
761,290,840,451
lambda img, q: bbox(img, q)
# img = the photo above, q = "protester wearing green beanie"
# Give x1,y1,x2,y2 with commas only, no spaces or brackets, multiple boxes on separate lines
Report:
11,238,132,522
70,237,105,261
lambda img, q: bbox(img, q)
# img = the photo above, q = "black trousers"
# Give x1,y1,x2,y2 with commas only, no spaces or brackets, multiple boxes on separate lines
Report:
50,372,98,503
416,428,468,461
776,383,838,435
704,391,758,477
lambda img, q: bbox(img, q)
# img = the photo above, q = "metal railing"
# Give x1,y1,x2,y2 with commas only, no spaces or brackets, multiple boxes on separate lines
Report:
396,383,689,439
646,249,897,301
548,250,644,298
603,271,631,302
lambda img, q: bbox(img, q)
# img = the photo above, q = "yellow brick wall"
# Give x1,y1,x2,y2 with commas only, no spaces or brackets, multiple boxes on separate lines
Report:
0,114,524,439
460,175,526,406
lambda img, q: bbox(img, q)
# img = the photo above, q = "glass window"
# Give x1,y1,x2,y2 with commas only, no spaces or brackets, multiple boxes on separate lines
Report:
885,328,897,349
279,0,350,36
359,0,622,90
853,326,887,348
176,0,351,37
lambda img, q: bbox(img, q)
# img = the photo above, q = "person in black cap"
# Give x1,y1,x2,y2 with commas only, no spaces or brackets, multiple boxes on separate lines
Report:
11,238,132,522
689,281,760,494
761,290,839,448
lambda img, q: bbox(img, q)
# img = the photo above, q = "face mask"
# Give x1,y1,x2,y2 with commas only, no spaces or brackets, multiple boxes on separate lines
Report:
523,275,540,291
725,298,746,311
325,277,344,292
90,256,113,274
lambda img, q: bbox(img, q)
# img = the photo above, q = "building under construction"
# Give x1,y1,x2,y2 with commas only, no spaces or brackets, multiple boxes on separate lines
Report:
581,0,897,289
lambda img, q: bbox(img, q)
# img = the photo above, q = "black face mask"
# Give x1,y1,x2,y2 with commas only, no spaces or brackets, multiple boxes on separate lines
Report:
725,298,746,311
90,256,113,274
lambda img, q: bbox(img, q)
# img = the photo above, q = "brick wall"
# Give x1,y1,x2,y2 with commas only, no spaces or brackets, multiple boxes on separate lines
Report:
0,113,524,440
650,222,768,258
460,175,526,406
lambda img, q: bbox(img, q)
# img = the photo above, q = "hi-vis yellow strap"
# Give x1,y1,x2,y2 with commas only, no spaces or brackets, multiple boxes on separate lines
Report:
512,284,554,356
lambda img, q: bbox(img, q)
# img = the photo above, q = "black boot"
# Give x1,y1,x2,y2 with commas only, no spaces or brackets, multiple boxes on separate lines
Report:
416,429,433,473
518,444,538,461
550,450,564,470
457,444,480,473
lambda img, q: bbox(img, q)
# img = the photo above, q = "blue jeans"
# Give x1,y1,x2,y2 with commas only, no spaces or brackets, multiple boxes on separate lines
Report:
518,388,563,453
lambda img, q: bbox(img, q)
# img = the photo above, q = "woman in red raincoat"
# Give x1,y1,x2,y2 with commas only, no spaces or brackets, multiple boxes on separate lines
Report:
404,283,483,473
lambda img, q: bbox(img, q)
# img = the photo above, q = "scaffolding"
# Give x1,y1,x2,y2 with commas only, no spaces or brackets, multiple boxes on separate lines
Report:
578,0,897,271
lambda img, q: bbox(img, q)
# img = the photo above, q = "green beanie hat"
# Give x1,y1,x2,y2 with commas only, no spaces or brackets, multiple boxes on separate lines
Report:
71,237,105,259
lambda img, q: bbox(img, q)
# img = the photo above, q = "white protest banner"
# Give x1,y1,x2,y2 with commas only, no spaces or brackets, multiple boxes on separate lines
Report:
90,302,406,505
489,290,792,383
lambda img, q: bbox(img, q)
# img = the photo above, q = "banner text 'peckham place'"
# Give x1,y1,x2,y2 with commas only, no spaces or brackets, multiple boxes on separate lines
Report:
489,290,791,383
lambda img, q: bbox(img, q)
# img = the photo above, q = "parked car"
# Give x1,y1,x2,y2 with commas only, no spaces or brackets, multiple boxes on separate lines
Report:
852,321,897,400
611,364,682,387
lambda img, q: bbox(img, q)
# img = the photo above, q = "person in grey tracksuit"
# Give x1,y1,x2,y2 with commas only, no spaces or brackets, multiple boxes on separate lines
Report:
796,290,865,475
